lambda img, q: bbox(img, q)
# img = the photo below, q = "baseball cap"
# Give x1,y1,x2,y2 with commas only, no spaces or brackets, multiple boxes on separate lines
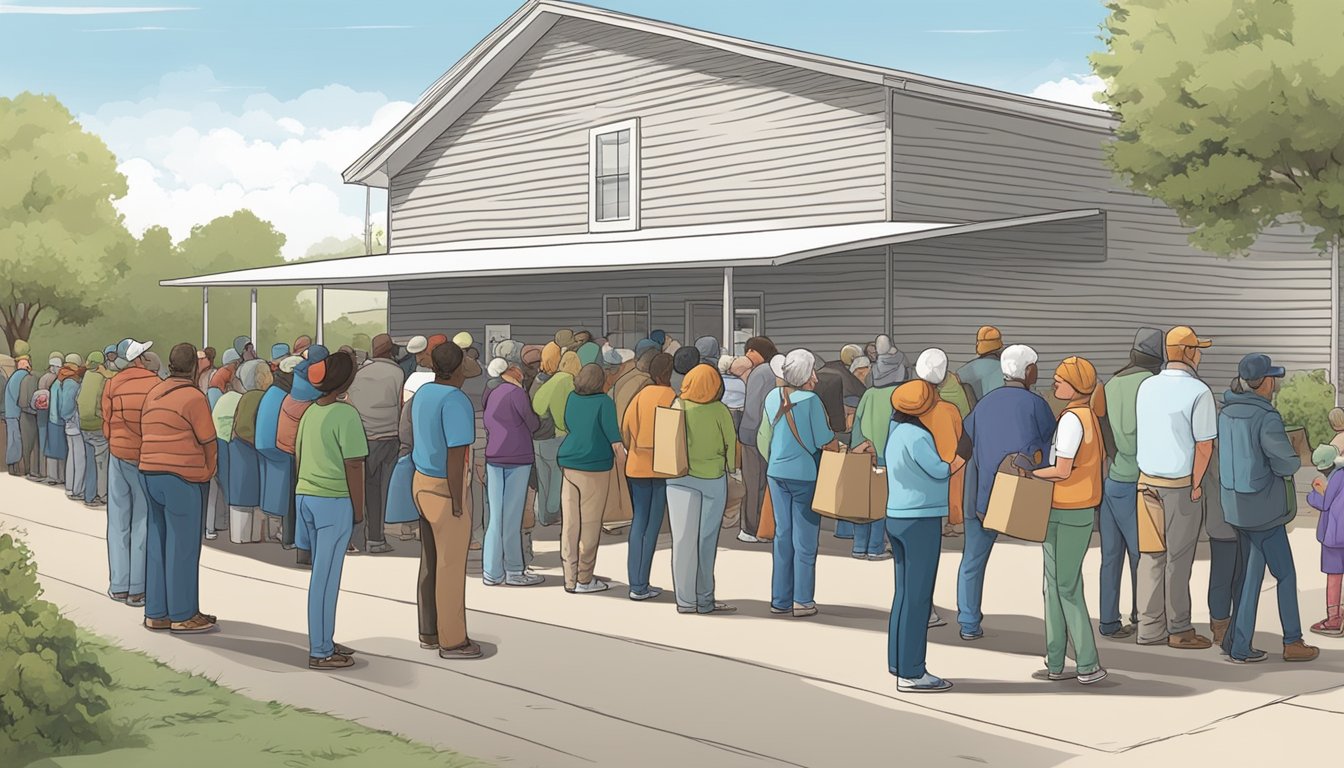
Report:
1238,353,1285,381
270,343,290,361
976,326,1003,355
405,335,428,354
1166,326,1212,349
125,339,152,363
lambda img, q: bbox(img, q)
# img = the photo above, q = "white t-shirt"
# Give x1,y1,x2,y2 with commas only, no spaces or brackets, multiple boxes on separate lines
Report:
1050,411,1084,462
1136,369,1218,478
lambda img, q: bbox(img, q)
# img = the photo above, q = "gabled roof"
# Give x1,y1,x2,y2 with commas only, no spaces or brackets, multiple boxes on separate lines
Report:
343,0,1115,188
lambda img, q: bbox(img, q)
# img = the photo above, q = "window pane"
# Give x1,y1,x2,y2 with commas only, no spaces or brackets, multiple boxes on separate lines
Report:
634,296,647,312
617,130,629,175
598,133,620,176
599,178,620,220
617,176,629,219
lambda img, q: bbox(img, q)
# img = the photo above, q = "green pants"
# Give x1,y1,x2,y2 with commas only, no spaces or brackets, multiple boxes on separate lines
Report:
1044,508,1100,675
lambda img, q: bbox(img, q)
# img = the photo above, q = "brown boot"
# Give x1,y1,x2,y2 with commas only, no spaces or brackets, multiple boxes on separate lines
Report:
1283,640,1319,662
1167,629,1212,650
1211,617,1231,646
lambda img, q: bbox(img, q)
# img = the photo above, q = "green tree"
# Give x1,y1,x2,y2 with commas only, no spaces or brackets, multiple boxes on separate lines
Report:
0,92,133,352
1092,0,1344,254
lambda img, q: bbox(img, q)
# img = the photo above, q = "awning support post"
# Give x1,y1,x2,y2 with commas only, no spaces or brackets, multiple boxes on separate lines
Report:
722,267,734,357
249,288,258,351
315,286,325,346
885,244,894,335
202,287,209,348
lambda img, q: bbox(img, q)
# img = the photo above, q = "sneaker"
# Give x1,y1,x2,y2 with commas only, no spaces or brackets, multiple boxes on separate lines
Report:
365,541,394,555
896,672,953,693
1078,668,1109,685
482,575,505,586
770,605,791,615
928,612,947,628
867,552,892,562
677,606,697,614
127,593,146,608
1032,668,1077,681
309,653,354,670
1230,649,1269,664
736,531,761,544
204,530,218,541
792,604,818,618
439,641,483,660
1310,617,1344,637
699,602,737,615
107,590,129,603
505,572,545,587
1102,624,1137,640
333,642,357,656
850,552,868,560
1284,640,1320,663
171,613,218,634
573,579,610,594
959,630,984,642
346,542,359,554
629,587,662,601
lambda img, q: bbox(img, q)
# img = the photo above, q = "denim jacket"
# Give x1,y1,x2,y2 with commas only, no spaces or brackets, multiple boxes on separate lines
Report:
1217,390,1301,531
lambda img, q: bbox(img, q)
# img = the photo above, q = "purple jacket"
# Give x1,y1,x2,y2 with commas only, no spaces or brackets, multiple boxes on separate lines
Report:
1307,469,1344,549
483,379,540,466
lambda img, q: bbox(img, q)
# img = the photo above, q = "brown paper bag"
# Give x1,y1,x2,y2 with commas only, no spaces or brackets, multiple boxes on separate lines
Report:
602,449,633,530
758,487,776,540
1286,427,1312,465
869,466,888,520
813,449,882,522
1137,488,1166,553
653,403,688,477
982,471,1053,542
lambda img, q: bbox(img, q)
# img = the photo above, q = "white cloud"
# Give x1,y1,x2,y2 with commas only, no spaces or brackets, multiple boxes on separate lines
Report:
1029,74,1108,110
80,66,413,260
0,4,194,13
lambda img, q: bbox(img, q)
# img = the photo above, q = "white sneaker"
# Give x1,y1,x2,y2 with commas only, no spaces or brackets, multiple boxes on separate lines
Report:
1078,667,1109,685
736,531,761,543
629,587,663,601
573,579,610,594
505,572,544,587
928,611,947,628
897,672,953,693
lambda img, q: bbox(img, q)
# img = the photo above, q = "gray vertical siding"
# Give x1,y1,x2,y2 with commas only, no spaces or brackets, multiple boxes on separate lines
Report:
889,91,1331,386
389,17,888,248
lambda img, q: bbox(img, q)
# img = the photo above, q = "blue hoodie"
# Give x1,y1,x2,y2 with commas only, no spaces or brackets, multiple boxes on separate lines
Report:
1217,389,1300,531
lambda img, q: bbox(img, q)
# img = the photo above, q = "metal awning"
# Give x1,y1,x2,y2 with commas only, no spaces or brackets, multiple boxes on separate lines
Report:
160,209,1103,289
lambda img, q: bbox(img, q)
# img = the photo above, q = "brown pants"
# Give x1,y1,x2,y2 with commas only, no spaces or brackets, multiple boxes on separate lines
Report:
561,468,611,589
413,471,471,650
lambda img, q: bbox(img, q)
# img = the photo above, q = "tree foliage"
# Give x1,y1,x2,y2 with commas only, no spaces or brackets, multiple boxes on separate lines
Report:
0,92,134,350
1092,0,1344,254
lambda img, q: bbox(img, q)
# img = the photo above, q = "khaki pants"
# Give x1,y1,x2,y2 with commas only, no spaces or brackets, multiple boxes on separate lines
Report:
561,468,611,590
413,471,471,650
1136,476,1204,643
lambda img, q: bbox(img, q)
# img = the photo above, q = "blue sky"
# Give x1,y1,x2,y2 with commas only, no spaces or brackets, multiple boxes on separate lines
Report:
0,1,1110,260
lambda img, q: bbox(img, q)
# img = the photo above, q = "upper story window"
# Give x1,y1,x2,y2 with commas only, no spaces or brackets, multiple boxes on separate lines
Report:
589,118,640,232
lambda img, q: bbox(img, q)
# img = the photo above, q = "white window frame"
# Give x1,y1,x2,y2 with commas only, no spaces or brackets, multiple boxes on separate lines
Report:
588,118,640,233
602,294,651,348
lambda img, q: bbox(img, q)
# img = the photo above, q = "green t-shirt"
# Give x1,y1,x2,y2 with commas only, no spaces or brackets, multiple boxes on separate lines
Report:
533,372,576,435
851,386,897,462
295,401,370,498
683,401,737,479
1102,369,1153,483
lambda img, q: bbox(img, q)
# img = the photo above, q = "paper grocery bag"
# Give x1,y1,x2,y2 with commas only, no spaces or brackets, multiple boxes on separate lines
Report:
982,471,1052,542
812,449,880,522
602,449,634,530
653,404,688,477
1286,428,1312,465
1137,488,1166,553
868,466,888,521
758,489,776,540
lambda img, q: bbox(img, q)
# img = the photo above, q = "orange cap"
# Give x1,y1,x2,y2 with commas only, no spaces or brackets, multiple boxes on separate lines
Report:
1166,326,1212,349
975,326,1003,355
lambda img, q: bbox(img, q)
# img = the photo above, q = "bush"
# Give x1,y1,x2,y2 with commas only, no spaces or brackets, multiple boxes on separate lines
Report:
0,533,119,766
1277,369,1336,447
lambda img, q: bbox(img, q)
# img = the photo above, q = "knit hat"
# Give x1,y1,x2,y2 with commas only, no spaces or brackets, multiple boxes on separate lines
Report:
48,353,63,368
87,351,104,367
891,379,936,417
270,343,290,361
673,346,701,376
915,348,949,386
554,329,577,350
487,357,509,378
1000,344,1037,381
871,336,907,387
453,331,473,349
680,364,723,404
849,356,871,375
372,333,396,358
64,353,83,366
221,348,241,366
233,335,251,357
976,326,1004,355
559,350,582,377
634,339,659,358
12,339,30,362
839,344,864,366
649,329,666,347
769,349,815,388
1314,444,1340,472
521,344,543,367
576,341,601,367
405,335,428,354
292,335,312,355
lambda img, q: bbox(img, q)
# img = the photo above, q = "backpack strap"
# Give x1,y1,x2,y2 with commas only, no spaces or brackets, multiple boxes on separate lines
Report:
771,388,806,450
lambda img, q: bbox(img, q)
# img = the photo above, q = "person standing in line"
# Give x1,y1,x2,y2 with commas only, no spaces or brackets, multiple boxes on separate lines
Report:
758,349,836,618
79,351,114,507
481,357,544,587
1203,423,1244,648
956,326,1005,407
1134,326,1217,650
1030,357,1108,685
884,380,965,693
344,333,405,554
556,364,625,594
294,350,366,669
58,353,87,501
228,361,270,541
1218,353,1316,663
37,352,64,486
914,348,966,540
850,343,907,560
138,342,218,635
256,356,297,548
5,345,33,476
531,346,579,527
955,344,1056,642
411,341,483,660
279,344,330,566
736,336,780,544
621,352,676,601
100,339,156,609
666,364,738,615
196,347,217,392
612,345,657,423
207,365,243,541
1096,329,1163,641
721,355,751,433
1308,445,1344,636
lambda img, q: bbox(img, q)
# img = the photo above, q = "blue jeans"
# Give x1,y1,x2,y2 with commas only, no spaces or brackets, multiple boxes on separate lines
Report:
83,431,108,503
666,474,727,611
626,477,667,595
483,463,530,583
1209,537,1248,623
1098,478,1140,634
107,457,148,595
887,517,942,679
142,472,206,622
852,519,886,556
834,519,855,539
297,495,353,658
768,477,820,611
1230,525,1302,659
956,509,999,635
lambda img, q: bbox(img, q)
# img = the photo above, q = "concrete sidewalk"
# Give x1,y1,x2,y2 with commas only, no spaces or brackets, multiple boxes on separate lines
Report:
3,473,1339,765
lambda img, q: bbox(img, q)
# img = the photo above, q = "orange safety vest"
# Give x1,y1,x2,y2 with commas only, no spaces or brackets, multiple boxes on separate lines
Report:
1053,405,1103,510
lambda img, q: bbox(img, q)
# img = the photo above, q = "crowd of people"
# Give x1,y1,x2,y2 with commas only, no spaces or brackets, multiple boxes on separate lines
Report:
0,322,1337,688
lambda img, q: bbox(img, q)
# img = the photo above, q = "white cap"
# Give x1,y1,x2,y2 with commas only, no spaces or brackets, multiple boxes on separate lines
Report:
1000,344,1038,381
278,355,303,373
453,331,473,349
125,339,153,363
487,357,509,378
915,348,948,385
849,355,872,374
770,349,816,388
405,335,428,354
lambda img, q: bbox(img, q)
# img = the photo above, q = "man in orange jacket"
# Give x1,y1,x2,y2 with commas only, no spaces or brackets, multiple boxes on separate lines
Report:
100,339,160,608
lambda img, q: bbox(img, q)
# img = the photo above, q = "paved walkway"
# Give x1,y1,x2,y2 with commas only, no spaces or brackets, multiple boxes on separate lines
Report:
3,473,1339,766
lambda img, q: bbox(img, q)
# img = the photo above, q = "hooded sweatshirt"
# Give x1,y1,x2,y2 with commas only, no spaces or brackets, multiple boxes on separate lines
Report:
680,365,736,480
78,364,114,433
1217,389,1301,531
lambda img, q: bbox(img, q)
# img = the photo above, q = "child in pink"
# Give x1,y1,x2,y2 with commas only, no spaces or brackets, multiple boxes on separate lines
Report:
1306,444,1344,636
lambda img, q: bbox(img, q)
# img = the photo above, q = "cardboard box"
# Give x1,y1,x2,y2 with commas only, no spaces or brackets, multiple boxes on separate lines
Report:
982,470,1052,542
813,449,883,522
653,404,688,477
